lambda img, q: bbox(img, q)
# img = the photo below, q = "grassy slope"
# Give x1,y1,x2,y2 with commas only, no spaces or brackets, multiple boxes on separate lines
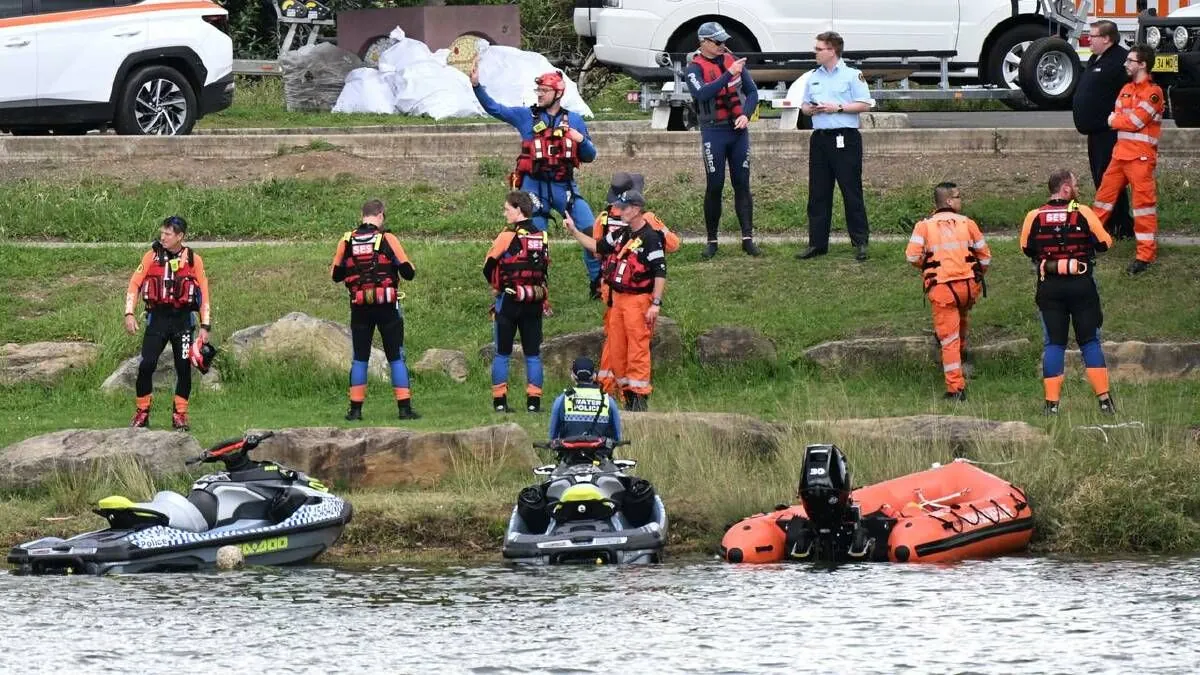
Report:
1,242,1198,558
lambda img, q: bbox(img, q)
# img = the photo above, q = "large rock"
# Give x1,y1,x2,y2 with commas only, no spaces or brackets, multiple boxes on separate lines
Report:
797,415,1047,445
697,326,777,365
412,348,469,383
230,312,388,380
804,336,1031,369
100,351,221,393
254,424,536,489
479,317,683,377
0,429,201,490
280,43,363,113
1066,341,1200,381
0,342,100,384
621,412,785,456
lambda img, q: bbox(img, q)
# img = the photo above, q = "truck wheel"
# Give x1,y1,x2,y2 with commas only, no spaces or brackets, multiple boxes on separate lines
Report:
986,23,1051,110
113,65,197,136
1017,37,1082,110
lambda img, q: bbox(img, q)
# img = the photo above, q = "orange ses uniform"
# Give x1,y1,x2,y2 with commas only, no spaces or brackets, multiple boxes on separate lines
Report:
1093,78,1164,263
905,209,991,395
593,207,680,395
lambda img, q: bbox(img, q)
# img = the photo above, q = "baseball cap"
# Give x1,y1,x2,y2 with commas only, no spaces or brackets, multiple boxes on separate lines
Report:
698,22,731,43
571,356,595,380
614,189,645,208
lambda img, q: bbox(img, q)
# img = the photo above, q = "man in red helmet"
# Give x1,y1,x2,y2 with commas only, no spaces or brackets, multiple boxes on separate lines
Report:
472,66,602,298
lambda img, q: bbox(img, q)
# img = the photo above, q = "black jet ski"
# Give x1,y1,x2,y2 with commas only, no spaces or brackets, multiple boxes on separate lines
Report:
8,431,352,575
502,435,667,565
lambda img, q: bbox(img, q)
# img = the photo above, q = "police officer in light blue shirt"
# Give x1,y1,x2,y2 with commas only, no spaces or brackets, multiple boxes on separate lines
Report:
797,31,875,262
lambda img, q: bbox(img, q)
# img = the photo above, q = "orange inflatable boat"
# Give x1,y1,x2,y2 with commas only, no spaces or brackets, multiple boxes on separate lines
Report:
721,447,1033,564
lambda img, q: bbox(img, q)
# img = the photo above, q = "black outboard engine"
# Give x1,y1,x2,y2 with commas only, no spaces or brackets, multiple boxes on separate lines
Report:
785,444,875,562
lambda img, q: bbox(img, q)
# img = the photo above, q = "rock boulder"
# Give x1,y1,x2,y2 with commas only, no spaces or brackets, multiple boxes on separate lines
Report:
796,415,1047,446
0,342,100,384
621,412,785,456
479,316,683,376
1067,341,1200,381
0,429,201,490
229,312,389,380
253,423,536,488
804,336,1031,369
101,351,221,392
697,326,777,365
411,348,469,383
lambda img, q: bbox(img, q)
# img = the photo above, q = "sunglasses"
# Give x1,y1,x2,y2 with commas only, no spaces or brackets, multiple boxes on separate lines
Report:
705,38,726,46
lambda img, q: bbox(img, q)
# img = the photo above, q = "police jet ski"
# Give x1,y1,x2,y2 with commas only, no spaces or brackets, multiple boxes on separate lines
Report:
8,431,352,575
503,435,667,565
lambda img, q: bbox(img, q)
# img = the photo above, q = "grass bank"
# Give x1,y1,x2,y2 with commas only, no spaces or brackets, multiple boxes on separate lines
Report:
1,241,1198,559
4,168,1200,242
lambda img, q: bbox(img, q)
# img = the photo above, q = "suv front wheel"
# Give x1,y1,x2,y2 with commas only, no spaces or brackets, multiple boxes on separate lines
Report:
114,65,198,136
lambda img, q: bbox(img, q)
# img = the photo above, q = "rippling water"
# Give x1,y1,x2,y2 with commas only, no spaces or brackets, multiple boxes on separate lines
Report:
3,556,1198,674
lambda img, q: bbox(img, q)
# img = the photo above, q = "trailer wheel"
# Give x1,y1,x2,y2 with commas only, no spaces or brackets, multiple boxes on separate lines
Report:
986,23,1048,110
1017,37,1082,110
667,105,697,131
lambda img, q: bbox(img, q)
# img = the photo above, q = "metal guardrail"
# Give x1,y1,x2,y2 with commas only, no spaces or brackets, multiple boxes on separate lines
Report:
234,59,282,76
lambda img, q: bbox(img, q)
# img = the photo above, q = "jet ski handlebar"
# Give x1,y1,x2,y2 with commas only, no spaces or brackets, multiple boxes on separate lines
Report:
533,436,630,451
186,431,276,465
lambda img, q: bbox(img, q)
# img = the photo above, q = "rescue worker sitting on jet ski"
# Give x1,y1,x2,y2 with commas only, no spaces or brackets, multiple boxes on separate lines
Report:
548,356,623,443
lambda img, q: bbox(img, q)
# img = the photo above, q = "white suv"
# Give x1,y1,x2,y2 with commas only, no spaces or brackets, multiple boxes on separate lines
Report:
0,0,234,135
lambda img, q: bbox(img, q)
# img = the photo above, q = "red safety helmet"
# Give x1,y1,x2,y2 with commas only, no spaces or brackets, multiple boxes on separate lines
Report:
534,71,566,96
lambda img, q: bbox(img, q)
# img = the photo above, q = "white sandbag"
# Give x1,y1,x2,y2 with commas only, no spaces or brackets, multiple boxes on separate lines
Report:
378,27,434,72
475,43,594,118
386,61,484,120
332,67,396,114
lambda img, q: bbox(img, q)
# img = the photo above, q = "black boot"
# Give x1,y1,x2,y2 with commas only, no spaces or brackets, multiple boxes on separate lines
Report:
1098,394,1116,415
627,392,649,412
526,395,541,413
345,401,363,421
701,241,718,260
493,395,513,413
398,399,421,420
742,238,762,256
1043,400,1060,416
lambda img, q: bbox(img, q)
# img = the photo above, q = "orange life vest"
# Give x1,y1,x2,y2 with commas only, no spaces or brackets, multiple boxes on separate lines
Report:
514,109,581,182
140,245,201,311
341,229,398,305
493,228,549,298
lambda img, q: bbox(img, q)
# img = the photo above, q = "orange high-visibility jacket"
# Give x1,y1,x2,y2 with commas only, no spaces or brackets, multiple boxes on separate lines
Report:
1110,78,1165,160
905,210,992,287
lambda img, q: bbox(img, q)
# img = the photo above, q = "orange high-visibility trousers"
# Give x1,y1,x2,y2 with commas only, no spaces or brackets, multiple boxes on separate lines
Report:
606,291,655,396
1094,157,1158,263
928,279,980,393
596,284,620,396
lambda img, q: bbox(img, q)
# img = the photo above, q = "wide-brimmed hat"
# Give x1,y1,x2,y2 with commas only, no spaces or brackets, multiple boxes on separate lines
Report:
606,172,645,204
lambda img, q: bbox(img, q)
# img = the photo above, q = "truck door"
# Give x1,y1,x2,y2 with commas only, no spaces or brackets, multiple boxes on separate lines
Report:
832,0,960,54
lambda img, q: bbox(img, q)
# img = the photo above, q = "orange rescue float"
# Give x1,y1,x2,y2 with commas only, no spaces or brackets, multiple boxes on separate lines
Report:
721,449,1033,564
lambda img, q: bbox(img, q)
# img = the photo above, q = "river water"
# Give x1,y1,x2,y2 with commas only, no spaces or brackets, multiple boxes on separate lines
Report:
3,556,1197,674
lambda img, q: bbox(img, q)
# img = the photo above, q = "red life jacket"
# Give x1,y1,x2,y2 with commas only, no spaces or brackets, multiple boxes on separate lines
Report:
341,229,398,305
493,228,549,296
514,109,581,183
1028,201,1096,278
603,229,656,294
692,53,744,124
599,207,624,280
141,245,201,311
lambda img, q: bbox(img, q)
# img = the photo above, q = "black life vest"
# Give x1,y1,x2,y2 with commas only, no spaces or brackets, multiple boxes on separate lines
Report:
341,228,398,305
141,244,201,311
1028,201,1096,278
692,53,744,124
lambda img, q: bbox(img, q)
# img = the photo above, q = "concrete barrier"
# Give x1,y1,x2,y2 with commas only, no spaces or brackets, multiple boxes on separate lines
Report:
3,127,1197,164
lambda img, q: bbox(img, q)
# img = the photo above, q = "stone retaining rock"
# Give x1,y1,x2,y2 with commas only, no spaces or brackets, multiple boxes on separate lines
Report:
696,326,777,365
804,336,1031,369
254,423,535,488
479,317,683,377
797,414,1047,446
230,312,389,380
0,429,201,490
0,342,100,384
621,412,785,456
101,351,222,392
411,348,469,383
1067,341,1200,381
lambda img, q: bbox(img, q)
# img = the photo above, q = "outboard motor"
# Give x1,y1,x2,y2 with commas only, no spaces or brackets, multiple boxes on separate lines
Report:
785,444,868,562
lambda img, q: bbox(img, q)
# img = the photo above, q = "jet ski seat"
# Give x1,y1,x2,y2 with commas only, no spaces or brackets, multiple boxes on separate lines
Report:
135,491,210,533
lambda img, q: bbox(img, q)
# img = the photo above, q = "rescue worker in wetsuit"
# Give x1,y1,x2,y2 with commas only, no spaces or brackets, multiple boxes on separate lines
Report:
483,191,550,413
124,215,211,431
685,21,761,260
563,189,667,412
905,183,992,401
1020,170,1116,415
1091,44,1164,275
548,357,623,442
330,199,419,421
470,65,602,297
592,172,680,396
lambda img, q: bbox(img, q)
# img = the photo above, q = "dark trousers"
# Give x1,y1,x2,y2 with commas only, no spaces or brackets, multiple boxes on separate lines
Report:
807,128,870,250
136,311,193,398
700,125,753,241
1087,131,1133,239
350,303,404,361
495,301,543,357
1036,276,1103,347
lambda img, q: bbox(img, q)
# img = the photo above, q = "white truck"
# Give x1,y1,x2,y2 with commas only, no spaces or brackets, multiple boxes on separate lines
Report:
572,0,1167,123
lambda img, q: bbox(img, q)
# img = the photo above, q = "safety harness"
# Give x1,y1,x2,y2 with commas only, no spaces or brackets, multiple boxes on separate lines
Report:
511,108,581,187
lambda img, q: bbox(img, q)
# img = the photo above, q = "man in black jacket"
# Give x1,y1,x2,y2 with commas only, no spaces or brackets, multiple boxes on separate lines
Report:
1072,20,1134,240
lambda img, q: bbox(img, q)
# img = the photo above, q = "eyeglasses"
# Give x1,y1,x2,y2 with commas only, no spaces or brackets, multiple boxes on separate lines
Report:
704,38,725,46
1125,58,1142,64
535,87,555,94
